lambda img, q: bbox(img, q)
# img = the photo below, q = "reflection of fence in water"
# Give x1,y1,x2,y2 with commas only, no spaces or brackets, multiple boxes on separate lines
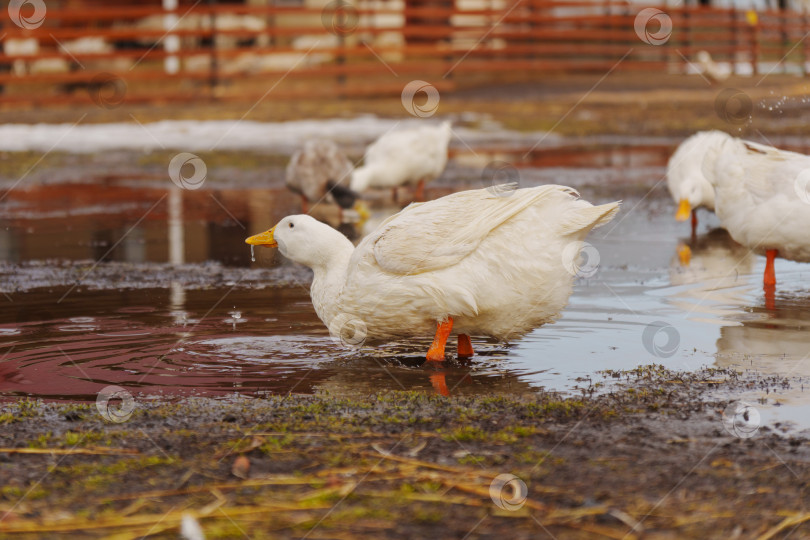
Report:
1,1,810,105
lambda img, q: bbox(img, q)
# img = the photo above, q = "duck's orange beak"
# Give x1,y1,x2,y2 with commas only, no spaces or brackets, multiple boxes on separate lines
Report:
245,226,277,247
675,199,691,222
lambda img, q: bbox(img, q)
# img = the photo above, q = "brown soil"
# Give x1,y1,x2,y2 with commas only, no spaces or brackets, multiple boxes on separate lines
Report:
1,366,808,539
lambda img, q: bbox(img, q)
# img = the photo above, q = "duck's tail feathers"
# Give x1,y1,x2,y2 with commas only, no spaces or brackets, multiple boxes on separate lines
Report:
559,201,621,235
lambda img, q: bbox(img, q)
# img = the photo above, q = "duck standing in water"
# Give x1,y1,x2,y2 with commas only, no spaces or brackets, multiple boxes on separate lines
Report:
247,185,620,361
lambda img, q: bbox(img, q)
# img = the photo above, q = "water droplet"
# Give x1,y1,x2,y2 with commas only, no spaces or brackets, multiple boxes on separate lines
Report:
250,244,255,262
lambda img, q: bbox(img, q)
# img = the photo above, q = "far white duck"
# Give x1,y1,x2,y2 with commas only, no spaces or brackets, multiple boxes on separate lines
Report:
695,51,731,84
350,121,452,202
246,185,620,361
667,131,731,236
706,135,810,287
286,139,366,219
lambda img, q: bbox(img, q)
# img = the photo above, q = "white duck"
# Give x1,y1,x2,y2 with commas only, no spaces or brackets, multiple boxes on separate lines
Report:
695,51,731,84
666,131,731,236
286,139,365,218
350,121,452,202
246,185,620,361
706,135,810,287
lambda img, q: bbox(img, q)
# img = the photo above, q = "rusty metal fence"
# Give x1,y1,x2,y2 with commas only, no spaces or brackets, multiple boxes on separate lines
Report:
1,1,808,106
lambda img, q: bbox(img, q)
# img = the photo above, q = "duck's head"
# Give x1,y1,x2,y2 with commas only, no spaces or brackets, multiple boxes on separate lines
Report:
245,215,353,269
668,131,727,221
674,175,716,221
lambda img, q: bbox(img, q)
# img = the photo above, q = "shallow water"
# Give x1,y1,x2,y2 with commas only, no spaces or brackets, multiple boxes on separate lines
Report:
2,140,810,433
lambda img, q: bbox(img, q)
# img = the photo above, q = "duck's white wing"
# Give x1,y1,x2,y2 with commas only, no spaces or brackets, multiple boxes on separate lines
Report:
355,185,612,276
722,139,810,202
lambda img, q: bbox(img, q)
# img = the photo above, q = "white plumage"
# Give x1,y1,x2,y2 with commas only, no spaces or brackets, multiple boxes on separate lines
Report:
247,185,620,356
350,121,452,196
706,136,810,264
695,51,731,84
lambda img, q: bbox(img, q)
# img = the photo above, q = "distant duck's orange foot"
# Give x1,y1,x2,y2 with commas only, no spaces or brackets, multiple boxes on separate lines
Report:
426,317,453,362
414,178,426,202
429,373,449,396
458,334,474,359
764,249,778,286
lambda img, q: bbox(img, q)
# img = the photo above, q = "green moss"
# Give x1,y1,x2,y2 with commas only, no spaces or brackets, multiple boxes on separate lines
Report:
260,435,295,454
458,454,486,466
442,426,487,442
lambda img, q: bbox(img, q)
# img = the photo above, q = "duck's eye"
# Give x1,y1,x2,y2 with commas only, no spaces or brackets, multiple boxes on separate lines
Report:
289,222,294,229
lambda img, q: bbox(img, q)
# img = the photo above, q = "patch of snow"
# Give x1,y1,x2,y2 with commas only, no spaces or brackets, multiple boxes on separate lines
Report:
0,116,556,154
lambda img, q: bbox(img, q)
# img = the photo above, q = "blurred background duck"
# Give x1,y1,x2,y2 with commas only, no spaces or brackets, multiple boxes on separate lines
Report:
286,139,368,222
350,121,452,203
707,136,810,288
695,51,731,84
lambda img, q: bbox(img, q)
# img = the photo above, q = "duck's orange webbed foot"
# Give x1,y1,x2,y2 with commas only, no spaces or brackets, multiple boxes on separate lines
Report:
426,317,453,362
458,334,474,359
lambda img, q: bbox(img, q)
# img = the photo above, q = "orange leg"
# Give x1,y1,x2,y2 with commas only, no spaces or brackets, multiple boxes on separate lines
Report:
426,317,453,362
690,209,698,238
414,178,426,202
458,334,474,359
429,373,450,396
764,284,776,311
764,249,778,287
300,195,309,214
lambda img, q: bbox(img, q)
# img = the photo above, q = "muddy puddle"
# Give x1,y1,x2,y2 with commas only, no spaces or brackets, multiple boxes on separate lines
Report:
2,138,810,433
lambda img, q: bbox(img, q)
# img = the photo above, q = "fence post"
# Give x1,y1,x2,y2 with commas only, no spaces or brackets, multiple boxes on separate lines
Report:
208,0,218,99
750,12,758,76
781,8,787,74
163,0,180,75
336,0,346,93
732,8,738,75
802,11,810,77
684,7,691,66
